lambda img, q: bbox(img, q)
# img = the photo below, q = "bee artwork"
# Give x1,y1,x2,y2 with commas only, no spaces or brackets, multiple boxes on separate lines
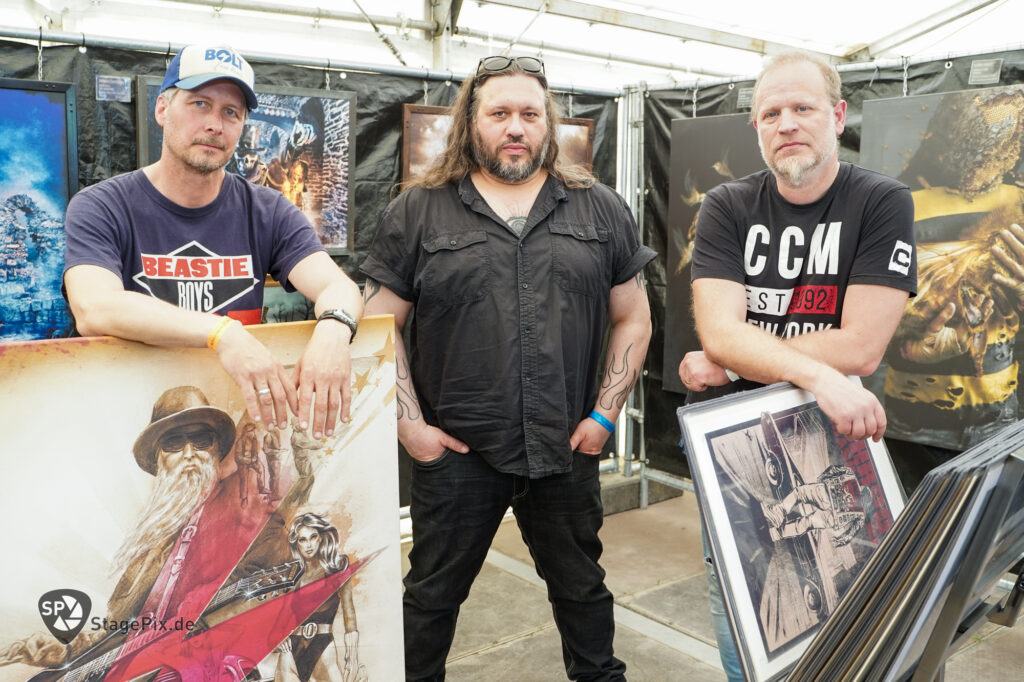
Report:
861,85,1024,451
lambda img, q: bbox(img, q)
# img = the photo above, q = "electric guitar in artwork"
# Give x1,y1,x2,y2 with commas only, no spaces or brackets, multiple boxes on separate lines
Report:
28,560,304,682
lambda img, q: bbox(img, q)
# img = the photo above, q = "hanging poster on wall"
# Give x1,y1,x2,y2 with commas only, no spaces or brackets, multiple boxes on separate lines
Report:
0,317,403,681
663,113,763,393
400,103,595,184
860,84,1024,451
678,381,906,682
138,77,356,254
0,77,77,341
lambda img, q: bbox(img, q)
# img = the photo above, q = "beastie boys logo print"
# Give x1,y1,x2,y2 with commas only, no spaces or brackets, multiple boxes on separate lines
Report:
132,241,258,314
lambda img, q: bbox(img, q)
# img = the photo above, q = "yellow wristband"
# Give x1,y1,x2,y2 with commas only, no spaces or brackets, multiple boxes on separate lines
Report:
206,317,235,351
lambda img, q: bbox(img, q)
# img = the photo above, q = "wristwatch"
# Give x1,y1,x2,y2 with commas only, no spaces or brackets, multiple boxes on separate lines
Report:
316,308,358,341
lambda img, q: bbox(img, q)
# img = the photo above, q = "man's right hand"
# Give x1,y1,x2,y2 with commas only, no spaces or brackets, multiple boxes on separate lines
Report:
215,322,297,430
678,350,732,392
808,370,887,442
401,422,470,463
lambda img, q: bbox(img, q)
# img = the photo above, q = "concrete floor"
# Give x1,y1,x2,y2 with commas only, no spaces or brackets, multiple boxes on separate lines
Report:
400,473,1024,681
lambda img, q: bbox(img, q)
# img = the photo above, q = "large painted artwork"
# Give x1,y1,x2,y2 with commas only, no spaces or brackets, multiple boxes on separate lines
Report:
401,103,595,184
861,85,1024,451
678,382,905,681
0,78,77,341
138,77,355,254
663,114,764,393
0,317,402,681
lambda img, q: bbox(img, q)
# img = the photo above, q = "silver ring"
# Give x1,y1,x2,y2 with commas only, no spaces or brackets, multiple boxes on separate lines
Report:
257,387,271,395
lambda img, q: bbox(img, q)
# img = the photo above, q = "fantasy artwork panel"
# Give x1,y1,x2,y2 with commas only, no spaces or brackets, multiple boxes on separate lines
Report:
663,114,764,393
400,104,595,184
138,77,356,253
860,84,1024,452
0,78,77,341
0,317,403,682
678,381,905,681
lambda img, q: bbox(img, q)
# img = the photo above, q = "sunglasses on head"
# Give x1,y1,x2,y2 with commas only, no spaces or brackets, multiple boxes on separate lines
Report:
476,55,545,76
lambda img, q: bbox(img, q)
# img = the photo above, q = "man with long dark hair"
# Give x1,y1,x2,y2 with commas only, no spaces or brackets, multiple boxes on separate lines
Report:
362,56,655,681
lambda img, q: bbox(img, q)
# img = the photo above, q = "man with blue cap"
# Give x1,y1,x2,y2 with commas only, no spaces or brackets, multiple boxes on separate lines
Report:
63,45,363,440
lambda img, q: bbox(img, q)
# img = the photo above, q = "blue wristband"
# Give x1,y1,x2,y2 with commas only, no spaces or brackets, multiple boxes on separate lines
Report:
589,410,615,433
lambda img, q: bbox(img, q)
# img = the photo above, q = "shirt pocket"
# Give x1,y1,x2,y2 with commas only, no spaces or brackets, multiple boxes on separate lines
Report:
419,230,492,304
549,222,609,296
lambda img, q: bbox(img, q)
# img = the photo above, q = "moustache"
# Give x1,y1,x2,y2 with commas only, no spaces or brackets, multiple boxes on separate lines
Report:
193,137,226,150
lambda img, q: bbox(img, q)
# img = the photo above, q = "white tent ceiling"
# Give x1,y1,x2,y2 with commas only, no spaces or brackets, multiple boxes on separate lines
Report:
1,0,1022,90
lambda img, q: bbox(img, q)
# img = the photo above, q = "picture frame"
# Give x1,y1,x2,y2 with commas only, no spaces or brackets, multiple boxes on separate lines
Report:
400,103,595,184
677,381,906,682
0,77,78,341
137,76,356,254
0,318,403,681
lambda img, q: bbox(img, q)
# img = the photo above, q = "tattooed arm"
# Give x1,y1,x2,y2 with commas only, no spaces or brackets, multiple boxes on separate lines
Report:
362,278,469,462
570,272,652,455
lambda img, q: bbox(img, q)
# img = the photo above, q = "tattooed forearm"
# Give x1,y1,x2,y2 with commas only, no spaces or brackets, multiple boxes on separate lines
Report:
598,343,638,411
395,354,422,422
633,272,646,289
363,278,382,304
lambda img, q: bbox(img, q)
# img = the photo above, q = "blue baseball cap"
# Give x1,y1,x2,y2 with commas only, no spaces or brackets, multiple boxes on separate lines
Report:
161,44,258,111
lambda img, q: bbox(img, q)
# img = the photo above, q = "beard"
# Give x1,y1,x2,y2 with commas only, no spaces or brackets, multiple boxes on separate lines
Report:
761,133,837,188
111,454,217,576
472,131,550,183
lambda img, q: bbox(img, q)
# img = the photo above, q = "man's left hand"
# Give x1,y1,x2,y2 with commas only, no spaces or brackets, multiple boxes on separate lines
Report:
291,320,353,439
678,350,732,392
570,416,613,455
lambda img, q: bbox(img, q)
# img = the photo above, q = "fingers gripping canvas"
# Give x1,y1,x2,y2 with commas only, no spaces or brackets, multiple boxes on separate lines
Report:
0,317,401,682
678,382,905,681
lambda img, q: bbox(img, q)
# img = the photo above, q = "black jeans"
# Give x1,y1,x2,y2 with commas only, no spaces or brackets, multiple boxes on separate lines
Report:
403,449,626,682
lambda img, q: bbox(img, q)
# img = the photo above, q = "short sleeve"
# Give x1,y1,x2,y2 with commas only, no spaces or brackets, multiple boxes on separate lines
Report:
265,191,326,292
604,186,657,286
690,186,746,284
849,182,918,295
63,182,131,282
360,191,421,301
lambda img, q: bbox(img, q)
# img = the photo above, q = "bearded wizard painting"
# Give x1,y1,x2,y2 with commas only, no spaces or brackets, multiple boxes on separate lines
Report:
862,85,1024,451
0,319,401,681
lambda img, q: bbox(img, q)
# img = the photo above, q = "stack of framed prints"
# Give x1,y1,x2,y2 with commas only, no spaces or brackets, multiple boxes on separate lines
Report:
677,381,906,681
791,419,1024,681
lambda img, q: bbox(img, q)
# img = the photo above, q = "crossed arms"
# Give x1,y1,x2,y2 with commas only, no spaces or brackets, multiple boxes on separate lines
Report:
679,279,909,440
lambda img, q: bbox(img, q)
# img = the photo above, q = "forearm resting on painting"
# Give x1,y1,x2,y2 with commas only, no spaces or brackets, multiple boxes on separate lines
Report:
363,279,468,462
65,259,362,436
692,278,896,441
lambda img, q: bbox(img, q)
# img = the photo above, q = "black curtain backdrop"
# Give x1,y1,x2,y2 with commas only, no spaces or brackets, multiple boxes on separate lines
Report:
0,39,618,506
642,49,1024,485
8,38,1024,492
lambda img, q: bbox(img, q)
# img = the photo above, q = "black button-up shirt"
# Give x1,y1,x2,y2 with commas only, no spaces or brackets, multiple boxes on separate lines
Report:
362,174,656,477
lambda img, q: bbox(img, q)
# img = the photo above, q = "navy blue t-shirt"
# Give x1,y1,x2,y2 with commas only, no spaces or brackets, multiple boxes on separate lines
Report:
63,170,323,324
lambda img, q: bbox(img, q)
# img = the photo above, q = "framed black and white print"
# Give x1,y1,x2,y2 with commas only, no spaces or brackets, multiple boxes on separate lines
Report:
137,77,356,254
677,381,906,681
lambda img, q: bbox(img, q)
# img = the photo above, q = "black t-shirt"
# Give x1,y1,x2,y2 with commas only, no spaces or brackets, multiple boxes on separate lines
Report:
688,163,917,401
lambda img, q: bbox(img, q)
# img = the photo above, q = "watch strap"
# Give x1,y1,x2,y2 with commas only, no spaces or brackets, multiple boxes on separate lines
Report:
317,309,358,341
